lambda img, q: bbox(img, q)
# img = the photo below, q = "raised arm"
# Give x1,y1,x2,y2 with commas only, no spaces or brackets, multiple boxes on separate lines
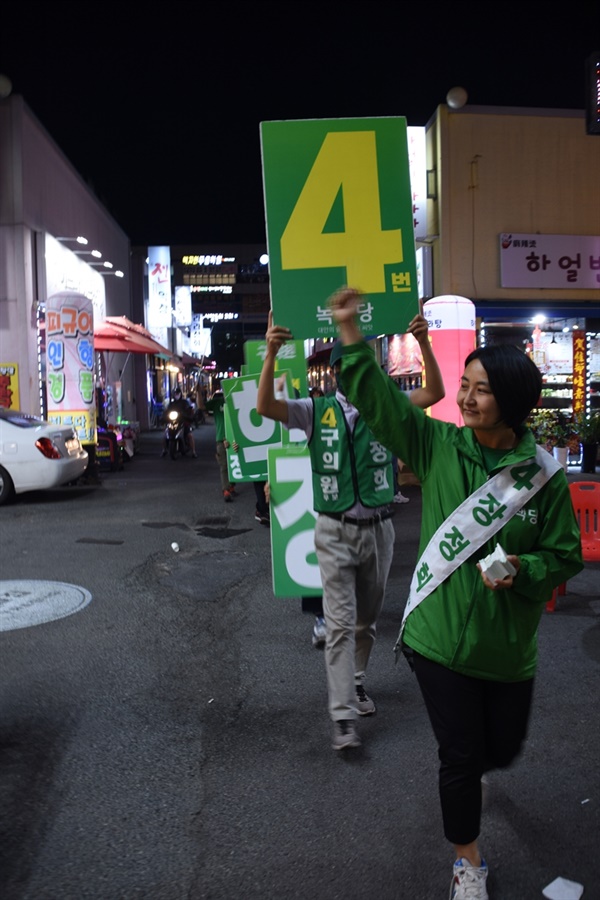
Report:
328,286,364,345
406,314,445,409
256,310,291,423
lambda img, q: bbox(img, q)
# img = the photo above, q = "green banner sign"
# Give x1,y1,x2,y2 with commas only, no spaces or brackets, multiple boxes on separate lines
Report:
261,116,419,340
222,375,282,481
268,446,322,597
244,339,309,398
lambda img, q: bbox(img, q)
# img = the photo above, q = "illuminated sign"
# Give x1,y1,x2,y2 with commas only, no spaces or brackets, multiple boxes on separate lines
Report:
0,363,19,409
45,291,96,443
182,254,235,266
407,126,426,241
190,285,233,294
202,312,239,322
147,246,172,328
572,330,586,415
174,285,192,326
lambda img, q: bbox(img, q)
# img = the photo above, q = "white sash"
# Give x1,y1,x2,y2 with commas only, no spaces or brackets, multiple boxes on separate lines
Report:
397,446,561,645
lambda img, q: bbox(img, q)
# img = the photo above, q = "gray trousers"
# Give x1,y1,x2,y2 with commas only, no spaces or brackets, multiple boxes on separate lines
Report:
215,441,231,491
314,514,395,722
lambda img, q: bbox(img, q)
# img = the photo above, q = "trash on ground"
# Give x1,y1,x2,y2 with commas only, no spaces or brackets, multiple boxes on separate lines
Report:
542,876,584,899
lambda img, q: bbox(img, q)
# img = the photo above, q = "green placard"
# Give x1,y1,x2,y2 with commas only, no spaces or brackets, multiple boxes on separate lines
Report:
222,374,282,481
261,116,419,340
268,446,322,597
244,339,309,398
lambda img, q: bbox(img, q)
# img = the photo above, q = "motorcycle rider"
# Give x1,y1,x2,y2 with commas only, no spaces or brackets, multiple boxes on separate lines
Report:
161,387,197,458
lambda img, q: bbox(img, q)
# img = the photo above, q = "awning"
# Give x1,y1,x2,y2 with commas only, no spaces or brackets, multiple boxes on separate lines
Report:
94,319,173,358
180,352,202,368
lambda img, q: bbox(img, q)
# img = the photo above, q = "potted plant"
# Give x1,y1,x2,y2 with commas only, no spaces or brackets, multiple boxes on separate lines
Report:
573,411,600,473
527,409,574,471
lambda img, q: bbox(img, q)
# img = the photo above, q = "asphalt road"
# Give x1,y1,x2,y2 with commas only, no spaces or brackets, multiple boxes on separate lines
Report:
1,423,599,900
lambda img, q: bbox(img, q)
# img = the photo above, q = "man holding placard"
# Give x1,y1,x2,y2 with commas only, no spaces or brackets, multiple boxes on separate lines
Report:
257,309,444,750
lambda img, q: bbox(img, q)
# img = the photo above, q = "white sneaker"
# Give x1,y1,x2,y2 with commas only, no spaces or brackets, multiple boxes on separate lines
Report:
394,491,410,504
331,720,361,750
449,857,489,900
312,616,326,648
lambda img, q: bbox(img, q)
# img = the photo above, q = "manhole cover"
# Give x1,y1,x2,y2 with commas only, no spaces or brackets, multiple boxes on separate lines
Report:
0,581,92,632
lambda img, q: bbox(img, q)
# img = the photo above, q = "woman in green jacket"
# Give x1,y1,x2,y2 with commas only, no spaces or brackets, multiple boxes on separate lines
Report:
329,287,583,900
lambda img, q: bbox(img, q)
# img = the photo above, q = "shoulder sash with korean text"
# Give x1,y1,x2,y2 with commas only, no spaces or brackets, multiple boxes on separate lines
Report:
398,447,561,642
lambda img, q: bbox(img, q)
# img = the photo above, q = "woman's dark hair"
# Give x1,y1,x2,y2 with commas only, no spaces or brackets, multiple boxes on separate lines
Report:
464,344,542,430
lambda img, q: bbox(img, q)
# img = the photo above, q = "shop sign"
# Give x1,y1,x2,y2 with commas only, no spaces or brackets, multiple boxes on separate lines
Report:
572,330,586,415
407,126,427,241
147,246,172,328
190,313,212,355
500,234,600,289
261,116,419,339
0,363,20,409
268,445,322,597
45,291,96,444
174,285,192,327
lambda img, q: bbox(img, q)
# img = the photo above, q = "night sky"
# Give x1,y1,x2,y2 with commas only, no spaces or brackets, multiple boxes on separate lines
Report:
2,2,598,247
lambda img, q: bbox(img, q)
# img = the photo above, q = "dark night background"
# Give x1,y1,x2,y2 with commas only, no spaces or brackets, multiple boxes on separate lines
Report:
1,2,598,246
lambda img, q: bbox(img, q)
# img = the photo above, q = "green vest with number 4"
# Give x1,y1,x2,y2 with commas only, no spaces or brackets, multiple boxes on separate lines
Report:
309,396,394,512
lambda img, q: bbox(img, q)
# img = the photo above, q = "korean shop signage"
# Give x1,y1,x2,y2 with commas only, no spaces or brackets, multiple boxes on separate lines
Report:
147,245,172,328
572,330,586,415
0,363,20,409
45,291,96,444
499,233,600,289
261,117,419,339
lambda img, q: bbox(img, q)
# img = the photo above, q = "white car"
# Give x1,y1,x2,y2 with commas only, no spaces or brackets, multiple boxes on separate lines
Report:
0,408,89,505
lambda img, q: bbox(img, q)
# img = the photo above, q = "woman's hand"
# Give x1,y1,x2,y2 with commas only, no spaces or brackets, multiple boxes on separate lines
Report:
477,555,521,591
328,286,362,324
406,313,429,345
328,286,364,344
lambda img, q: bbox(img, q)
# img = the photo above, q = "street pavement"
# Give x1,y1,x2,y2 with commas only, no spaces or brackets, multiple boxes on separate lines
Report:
0,422,598,900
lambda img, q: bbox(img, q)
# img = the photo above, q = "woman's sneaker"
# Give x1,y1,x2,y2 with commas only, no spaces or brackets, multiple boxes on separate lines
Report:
449,857,488,900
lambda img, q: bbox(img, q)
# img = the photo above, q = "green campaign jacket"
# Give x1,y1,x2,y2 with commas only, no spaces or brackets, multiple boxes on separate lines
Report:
341,342,583,682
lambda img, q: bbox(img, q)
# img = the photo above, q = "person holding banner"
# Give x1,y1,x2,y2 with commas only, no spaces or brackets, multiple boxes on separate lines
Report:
257,309,444,752
205,380,236,502
328,286,583,900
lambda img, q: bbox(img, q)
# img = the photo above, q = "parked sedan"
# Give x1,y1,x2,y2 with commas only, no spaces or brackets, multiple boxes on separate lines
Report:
0,408,89,505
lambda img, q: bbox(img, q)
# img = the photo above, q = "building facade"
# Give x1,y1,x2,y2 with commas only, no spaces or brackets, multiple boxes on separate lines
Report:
421,104,600,417
0,94,134,430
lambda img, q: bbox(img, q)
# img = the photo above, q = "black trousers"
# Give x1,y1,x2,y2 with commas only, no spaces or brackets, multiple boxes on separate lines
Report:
412,651,534,846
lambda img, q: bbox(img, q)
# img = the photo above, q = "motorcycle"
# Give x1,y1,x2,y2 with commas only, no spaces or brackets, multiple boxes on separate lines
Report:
165,410,190,459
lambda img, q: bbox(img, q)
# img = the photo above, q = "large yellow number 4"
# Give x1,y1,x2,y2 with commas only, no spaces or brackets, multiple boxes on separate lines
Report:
280,131,403,294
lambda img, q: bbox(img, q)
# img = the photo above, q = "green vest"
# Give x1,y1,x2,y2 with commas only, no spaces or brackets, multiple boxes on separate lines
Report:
309,395,394,512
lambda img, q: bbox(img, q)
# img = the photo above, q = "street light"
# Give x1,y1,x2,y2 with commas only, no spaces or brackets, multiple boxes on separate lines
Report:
90,260,113,269
56,235,88,245
75,248,102,258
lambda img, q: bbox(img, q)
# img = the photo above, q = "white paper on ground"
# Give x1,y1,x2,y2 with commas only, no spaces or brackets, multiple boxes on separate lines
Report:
542,876,584,899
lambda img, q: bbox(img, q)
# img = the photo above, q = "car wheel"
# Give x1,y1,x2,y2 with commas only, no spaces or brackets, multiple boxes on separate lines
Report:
0,465,15,505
